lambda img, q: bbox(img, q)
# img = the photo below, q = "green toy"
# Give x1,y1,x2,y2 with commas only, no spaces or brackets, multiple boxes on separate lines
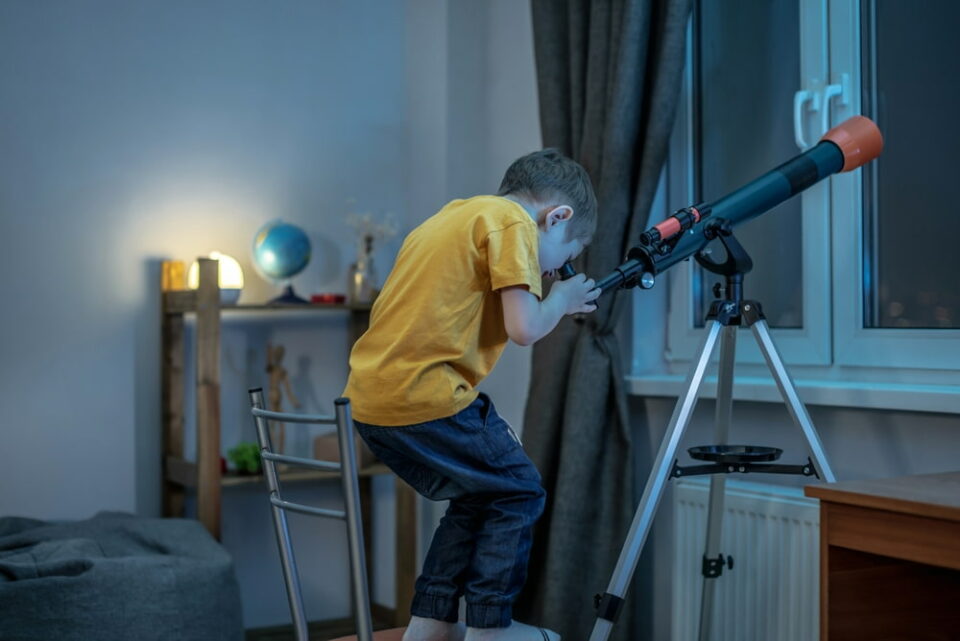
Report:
228,441,262,474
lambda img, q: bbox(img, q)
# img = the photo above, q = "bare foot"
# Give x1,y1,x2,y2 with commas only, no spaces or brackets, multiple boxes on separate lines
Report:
464,621,560,641
403,616,467,641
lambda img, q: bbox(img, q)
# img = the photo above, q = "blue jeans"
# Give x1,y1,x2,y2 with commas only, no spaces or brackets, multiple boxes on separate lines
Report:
353,393,546,628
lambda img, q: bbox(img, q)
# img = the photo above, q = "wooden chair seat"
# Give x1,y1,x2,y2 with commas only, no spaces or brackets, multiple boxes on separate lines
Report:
329,627,406,641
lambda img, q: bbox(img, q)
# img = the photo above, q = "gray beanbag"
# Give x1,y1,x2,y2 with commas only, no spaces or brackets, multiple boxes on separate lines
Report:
0,511,243,641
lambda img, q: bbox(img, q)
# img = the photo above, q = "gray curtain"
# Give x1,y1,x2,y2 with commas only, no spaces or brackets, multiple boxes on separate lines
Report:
515,1,691,640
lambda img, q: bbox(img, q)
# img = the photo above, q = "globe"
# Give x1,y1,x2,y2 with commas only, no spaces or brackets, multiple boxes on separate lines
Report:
252,220,312,303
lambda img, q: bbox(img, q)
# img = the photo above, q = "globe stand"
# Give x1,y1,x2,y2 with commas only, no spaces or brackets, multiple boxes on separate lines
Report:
269,284,309,305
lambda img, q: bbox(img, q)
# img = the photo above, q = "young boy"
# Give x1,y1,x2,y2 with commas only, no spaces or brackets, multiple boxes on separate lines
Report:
343,149,599,641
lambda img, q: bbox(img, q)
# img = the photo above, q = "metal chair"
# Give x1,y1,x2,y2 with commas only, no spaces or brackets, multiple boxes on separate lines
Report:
248,388,406,641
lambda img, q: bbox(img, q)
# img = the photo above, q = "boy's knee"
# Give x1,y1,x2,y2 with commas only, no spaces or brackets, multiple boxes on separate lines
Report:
498,482,545,523
533,494,546,521
527,484,546,520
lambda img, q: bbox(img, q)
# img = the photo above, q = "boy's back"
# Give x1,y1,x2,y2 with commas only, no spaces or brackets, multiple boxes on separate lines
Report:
344,195,542,426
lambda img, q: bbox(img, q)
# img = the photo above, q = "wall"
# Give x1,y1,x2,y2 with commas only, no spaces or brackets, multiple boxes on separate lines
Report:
0,0,409,519
0,0,540,629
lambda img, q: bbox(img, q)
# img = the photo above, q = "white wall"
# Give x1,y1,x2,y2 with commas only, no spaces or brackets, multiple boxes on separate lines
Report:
0,0,409,519
0,0,540,629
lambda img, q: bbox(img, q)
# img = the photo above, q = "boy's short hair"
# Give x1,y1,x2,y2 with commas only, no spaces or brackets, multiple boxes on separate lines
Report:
497,148,598,242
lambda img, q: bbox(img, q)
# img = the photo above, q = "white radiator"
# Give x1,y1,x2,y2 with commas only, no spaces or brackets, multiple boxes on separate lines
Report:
671,478,820,641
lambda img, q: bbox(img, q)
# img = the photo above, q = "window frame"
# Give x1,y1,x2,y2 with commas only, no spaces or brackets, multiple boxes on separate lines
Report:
665,0,832,367
633,0,960,414
830,0,960,371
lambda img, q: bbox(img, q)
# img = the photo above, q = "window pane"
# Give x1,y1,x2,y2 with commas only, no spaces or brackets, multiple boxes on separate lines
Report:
694,0,803,328
862,0,960,329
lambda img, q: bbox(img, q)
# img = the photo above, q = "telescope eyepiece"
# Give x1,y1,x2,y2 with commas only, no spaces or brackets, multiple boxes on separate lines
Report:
639,229,661,247
557,262,577,280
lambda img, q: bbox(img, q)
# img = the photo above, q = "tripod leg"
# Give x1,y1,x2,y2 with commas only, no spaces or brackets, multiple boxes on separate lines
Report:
589,322,724,641
698,326,737,641
750,319,836,483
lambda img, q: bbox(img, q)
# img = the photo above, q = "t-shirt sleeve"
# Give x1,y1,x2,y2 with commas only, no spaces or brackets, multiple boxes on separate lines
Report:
486,221,543,299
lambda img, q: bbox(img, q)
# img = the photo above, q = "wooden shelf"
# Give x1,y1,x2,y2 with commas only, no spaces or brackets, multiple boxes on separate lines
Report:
223,462,393,488
160,258,415,626
163,290,372,315
164,456,392,489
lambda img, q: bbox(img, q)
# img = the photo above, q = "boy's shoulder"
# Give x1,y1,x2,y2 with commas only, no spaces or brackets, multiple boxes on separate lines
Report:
433,195,535,235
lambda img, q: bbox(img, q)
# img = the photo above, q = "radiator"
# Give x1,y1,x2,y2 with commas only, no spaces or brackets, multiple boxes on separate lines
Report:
671,478,820,641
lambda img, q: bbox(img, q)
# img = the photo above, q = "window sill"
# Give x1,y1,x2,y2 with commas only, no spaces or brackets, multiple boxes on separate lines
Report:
626,374,960,415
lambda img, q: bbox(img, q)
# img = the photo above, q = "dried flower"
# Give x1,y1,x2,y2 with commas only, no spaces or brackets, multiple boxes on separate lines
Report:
345,206,399,258
346,211,399,240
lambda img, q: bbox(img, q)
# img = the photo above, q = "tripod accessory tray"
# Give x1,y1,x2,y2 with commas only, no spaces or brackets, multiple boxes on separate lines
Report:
688,444,781,462
671,444,818,478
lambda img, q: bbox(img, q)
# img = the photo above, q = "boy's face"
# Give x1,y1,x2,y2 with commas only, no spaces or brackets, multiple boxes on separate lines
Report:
538,205,587,278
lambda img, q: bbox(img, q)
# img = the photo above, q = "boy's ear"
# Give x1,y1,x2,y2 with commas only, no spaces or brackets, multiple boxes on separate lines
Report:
543,205,573,228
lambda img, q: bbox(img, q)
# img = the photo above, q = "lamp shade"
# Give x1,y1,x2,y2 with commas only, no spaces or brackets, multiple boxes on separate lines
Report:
188,251,245,304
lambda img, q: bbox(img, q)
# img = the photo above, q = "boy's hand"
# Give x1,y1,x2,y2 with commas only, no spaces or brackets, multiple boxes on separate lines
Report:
501,277,600,346
549,273,601,315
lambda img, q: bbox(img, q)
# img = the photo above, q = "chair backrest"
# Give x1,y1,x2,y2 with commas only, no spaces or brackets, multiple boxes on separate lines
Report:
247,388,373,641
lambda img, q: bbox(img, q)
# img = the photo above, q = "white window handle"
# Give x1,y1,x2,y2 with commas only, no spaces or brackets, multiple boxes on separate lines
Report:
793,89,821,150
821,73,851,134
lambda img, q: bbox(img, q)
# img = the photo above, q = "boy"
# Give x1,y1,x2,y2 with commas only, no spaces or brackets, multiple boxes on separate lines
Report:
343,149,599,641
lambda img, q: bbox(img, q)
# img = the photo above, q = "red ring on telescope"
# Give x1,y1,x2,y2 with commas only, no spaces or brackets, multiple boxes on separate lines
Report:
653,207,702,240
654,218,681,238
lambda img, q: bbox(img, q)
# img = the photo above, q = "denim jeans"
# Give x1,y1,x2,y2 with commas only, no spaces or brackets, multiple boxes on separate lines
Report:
353,392,546,628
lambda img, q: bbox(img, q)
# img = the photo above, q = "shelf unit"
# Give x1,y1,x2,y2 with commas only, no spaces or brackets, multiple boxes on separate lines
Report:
161,258,416,626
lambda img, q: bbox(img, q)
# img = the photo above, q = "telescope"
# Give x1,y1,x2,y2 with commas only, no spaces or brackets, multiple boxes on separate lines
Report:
563,115,884,291
577,115,884,641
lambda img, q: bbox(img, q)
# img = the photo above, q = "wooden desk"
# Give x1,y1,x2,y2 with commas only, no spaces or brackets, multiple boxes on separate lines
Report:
805,472,960,641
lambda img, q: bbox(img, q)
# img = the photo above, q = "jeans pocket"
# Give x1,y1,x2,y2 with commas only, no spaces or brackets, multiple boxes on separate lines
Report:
477,393,520,444
445,394,488,433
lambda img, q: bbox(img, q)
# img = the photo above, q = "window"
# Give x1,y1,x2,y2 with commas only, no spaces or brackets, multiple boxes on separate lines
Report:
833,0,960,370
641,0,960,410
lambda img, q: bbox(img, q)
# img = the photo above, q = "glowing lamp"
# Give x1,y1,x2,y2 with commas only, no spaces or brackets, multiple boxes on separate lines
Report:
188,251,245,304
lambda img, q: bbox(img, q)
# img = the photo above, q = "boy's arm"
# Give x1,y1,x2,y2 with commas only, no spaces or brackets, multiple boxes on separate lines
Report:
500,274,599,346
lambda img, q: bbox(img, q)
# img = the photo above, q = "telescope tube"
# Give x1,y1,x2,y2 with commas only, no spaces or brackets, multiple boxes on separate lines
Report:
596,115,883,291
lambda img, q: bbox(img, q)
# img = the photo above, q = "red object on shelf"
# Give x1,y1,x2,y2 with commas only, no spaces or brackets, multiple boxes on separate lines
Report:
311,293,347,304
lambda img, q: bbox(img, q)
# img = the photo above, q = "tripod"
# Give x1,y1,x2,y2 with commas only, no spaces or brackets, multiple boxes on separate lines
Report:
588,222,836,641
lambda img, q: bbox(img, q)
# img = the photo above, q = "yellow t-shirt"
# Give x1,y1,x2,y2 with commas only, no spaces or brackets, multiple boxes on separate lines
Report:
343,195,542,425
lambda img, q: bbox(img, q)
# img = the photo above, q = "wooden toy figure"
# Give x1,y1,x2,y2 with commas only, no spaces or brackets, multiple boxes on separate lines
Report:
266,342,301,454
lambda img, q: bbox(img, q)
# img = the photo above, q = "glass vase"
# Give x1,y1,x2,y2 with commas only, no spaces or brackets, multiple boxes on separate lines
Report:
348,255,377,304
